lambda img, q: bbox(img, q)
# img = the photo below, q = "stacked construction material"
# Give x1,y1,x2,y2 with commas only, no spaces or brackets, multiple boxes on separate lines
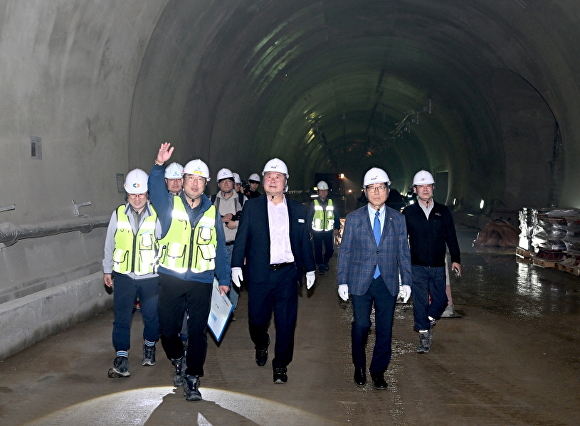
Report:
562,213,580,254
559,211,580,274
518,207,534,252
527,208,580,267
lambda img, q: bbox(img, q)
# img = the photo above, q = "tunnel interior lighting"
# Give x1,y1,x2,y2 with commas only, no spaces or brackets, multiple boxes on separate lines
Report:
480,199,485,209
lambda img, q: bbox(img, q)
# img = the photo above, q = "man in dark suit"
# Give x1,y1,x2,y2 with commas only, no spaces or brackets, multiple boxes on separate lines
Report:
337,167,412,389
231,158,316,384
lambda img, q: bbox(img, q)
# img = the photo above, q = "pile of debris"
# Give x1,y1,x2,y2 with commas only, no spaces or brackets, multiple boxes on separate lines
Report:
473,218,519,247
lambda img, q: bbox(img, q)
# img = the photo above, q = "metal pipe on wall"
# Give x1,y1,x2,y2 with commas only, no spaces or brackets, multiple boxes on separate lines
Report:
0,216,110,247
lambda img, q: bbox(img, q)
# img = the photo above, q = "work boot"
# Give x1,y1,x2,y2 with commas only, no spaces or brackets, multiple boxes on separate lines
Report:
108,356,130,378
429,316,436,328
172,356,186,387
417,331,430,354
427,317,436,347
273,367,288,384
183,375,202,401
142,344,156,366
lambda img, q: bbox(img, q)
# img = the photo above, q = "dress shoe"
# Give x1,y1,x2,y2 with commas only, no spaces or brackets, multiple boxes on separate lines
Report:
255,336,270,366
371,373,388,390
273,367,288,384
354,367,366,386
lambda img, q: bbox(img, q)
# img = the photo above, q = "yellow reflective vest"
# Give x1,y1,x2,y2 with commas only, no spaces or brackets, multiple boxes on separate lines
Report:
158,197,218,273
312,199,335,231
113,205,158,275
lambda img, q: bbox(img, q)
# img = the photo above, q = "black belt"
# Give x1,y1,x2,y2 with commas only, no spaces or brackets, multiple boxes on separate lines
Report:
225,241,235,246
269,262,294,270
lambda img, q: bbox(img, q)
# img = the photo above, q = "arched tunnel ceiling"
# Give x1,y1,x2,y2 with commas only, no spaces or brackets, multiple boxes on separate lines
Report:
130,0,580,210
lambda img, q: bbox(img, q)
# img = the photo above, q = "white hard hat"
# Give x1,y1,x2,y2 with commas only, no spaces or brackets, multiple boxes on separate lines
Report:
262,158,289,178
317,181,329,190
413,170,435,185
232,172,241,184
216,168,234,182
183,159,210,181
164,162,183,179
248,173,261,183
363,167,390,187
125,168,148,194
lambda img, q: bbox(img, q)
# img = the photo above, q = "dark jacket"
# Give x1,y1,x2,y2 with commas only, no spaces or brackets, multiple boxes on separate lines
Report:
402,201,460,267
231,195,315,285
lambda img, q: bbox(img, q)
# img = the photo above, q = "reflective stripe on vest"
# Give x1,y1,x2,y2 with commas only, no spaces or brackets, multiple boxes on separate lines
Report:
311,199,335,231
158,197,217,273
113,205,158,275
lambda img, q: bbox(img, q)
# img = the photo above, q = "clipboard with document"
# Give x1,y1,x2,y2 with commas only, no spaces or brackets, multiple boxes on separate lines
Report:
207,278,234,342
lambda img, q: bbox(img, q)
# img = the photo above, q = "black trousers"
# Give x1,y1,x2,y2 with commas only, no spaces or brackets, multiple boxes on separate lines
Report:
157,272,212,377
312,231,334,265
247,265,298,369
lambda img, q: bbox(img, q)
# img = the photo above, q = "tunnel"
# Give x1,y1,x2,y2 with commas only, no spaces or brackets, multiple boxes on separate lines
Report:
0,0,579,369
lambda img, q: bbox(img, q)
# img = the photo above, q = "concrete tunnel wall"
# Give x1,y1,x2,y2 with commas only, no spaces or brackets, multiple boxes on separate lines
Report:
0,0,579,358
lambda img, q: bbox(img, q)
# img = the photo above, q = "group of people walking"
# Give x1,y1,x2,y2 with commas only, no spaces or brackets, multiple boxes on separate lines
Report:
338,167,461,389
102,141,461,402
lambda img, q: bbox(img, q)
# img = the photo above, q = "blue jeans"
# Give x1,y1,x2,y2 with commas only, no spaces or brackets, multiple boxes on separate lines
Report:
112,273,159,351
411,265,448,330
350,276,396,376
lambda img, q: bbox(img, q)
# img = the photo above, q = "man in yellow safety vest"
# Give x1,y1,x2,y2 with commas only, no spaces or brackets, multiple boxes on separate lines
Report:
307,180,341,275
148,143,230,402
103,168,162,379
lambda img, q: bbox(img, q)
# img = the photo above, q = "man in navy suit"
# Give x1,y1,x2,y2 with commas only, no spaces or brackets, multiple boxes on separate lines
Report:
337,167,412,389
231,158,316,384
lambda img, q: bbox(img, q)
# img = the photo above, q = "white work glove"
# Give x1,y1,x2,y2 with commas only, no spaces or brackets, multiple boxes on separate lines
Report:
306,271,315,289
398,285,411,303
231,267,243,288
338,284,349,301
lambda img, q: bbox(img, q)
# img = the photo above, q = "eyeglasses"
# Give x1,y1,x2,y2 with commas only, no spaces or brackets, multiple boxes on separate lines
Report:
184,175,206,183
128,193,147,198
366,185,388,193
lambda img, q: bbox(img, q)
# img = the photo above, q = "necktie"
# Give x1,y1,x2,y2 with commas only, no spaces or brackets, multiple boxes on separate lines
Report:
373,211,381,245
373,211,381,278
